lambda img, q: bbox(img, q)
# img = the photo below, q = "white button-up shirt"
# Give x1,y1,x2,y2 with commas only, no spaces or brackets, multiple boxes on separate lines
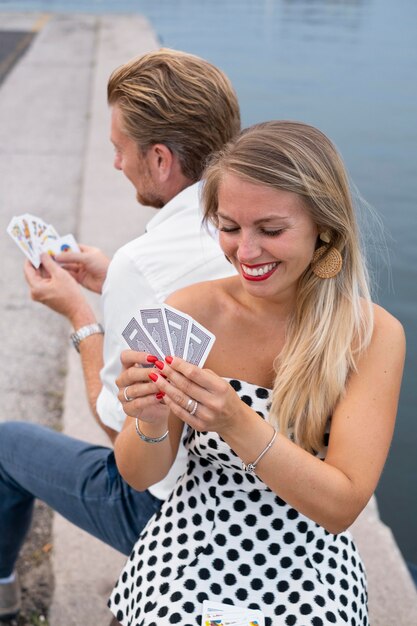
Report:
96,183,235,499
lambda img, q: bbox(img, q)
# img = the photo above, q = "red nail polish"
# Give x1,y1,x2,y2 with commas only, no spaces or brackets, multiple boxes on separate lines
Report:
156,392,165,399
147,355,158,363
154,360,164,370
148,373,158,382
165,356,173,364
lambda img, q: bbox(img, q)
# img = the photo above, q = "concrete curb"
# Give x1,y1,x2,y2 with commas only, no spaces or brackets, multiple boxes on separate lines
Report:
46,14,158,626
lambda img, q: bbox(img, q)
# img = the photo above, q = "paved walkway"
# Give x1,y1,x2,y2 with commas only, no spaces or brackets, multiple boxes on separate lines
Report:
1,12,416,626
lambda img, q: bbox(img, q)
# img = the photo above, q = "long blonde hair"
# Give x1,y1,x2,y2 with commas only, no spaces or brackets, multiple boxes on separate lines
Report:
202,121,374,452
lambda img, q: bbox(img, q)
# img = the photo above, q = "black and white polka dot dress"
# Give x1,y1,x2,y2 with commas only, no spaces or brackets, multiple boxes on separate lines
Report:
109,379,368,626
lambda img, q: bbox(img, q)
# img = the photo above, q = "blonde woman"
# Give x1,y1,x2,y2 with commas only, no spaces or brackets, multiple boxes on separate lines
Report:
109,121,405,626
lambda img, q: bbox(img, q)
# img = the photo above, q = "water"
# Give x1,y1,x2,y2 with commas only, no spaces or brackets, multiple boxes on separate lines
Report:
1,0,417,564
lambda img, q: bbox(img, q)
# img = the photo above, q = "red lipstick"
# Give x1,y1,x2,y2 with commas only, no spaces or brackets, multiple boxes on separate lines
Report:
240,262,278,282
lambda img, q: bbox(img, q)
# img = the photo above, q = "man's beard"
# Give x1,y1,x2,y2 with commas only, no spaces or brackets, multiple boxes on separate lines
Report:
136,190,164,209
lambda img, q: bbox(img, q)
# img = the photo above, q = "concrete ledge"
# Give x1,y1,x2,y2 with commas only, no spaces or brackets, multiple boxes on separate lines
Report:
48,14,158,626
350,497,417,624
48,350,126,626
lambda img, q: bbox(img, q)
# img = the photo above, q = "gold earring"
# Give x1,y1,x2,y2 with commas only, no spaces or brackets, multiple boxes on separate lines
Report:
312,233,342,279
319,231,331,244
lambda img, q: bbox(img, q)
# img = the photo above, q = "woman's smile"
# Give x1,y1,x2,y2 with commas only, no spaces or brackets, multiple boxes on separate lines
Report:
240,261,279,281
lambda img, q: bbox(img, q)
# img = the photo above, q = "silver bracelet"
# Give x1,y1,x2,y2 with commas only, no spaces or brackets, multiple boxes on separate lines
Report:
242,427,277,474
135,418,169,444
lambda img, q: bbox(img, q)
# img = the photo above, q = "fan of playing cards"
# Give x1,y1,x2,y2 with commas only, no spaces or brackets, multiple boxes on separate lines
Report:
6,213,80,268
202,600,265,626
122,305,216,368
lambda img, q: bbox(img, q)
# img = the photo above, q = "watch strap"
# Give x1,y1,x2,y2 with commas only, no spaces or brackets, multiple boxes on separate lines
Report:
70,323,104,352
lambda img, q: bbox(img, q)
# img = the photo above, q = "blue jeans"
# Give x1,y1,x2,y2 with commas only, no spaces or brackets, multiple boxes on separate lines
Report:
0,421,162,578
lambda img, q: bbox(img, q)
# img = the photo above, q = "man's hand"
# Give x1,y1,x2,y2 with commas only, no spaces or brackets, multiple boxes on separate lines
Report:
24,253,96,327
54,244,110,294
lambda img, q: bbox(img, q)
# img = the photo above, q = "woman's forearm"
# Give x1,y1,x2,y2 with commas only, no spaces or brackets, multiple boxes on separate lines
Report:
223,410,370,534
114,415,179,491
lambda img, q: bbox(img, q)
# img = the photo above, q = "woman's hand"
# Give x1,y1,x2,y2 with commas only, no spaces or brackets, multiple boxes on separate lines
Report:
116,350,168,423
146,356,243,437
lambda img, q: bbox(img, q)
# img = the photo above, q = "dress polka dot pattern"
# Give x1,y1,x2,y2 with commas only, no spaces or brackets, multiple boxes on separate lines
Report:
109,380,368,626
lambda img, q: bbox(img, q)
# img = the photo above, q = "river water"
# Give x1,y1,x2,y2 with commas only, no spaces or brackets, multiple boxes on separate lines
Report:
1,0,416,565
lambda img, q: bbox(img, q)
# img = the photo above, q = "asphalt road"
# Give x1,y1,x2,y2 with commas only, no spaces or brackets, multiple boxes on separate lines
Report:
0,29,35,85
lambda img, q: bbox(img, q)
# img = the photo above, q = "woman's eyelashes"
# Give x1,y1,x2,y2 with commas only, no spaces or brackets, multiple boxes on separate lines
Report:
261,228,284,237
219,226,239,233
219,225,284,237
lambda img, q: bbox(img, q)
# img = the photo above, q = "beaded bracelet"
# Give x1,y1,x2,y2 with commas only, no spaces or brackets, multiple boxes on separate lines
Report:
242,427,277,474
135,418,169,444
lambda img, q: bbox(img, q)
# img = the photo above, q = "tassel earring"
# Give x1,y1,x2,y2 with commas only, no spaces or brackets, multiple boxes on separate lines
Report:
311,232,342,279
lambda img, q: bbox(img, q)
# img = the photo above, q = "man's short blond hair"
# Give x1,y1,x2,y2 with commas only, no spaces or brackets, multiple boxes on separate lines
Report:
108,48,241,182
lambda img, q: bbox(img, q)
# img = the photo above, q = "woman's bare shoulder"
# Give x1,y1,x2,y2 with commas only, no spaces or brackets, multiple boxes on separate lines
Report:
372,302,404,336
370,302,406,357
165,277,236,325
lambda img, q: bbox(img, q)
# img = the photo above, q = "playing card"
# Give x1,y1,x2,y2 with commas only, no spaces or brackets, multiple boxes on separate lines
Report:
19,214,39,253
162,304,191,358
202,601,242,623
122,316,164,362
56,234,80,254
40,233,80,257
202,601,264,626
184,319,216,367
37,223,60,250
22,213,49,250
203,603,249,623
139,307,173,358
7,216,40,267
207,601,263,624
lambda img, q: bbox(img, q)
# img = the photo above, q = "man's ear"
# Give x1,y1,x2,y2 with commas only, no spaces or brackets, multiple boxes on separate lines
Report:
147,143,174,183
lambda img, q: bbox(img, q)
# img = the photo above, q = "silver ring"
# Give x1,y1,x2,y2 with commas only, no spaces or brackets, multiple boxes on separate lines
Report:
186,398,194,411
123,386,134,402
189,400,198,416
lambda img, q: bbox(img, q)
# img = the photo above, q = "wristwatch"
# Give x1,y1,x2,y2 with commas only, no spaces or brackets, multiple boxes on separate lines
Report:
70,323,104,353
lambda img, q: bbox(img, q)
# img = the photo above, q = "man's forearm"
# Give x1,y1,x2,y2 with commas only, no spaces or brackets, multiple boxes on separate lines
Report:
73,313,118,444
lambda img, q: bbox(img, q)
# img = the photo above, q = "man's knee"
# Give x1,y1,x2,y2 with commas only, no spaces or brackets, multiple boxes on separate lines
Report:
0,422,27,447
0,421,46,459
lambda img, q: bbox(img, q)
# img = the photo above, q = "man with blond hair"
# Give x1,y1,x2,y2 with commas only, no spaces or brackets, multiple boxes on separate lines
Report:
0,48,239,621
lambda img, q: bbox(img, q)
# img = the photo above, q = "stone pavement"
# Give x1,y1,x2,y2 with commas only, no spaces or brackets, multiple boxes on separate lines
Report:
0,11,416,626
